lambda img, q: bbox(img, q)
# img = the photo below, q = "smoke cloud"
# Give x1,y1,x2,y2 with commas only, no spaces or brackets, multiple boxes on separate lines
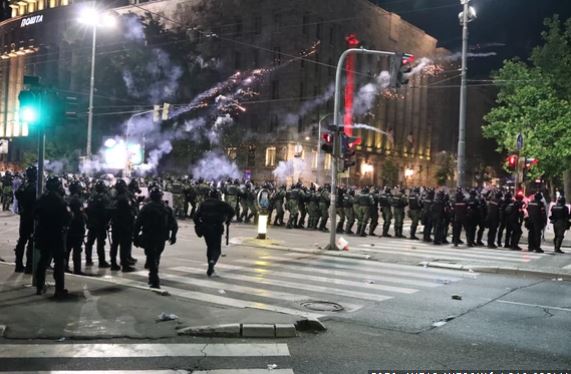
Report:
191,151,240,181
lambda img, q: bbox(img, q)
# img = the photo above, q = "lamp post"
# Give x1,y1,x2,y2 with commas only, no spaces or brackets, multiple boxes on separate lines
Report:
79,7,117,157
457,0,476,187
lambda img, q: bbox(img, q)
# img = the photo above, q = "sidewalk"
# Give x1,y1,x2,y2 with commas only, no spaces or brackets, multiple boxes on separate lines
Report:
0,262,299,340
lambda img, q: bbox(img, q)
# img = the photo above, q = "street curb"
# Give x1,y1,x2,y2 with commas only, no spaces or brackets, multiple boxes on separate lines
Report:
469,266,571,281
177,322,299,338
419,261,475,272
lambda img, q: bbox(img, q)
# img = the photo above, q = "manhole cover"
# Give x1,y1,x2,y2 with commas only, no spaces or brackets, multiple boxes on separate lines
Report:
301,301,344,312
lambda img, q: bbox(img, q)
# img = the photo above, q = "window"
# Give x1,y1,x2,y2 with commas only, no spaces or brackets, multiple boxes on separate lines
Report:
324,154,332,170
265,147,277,167
270,113,279,132
297,117,303,133
253,14,262,35
273,13,282,32
302,14,309,35
234,51,241,70
247,145,256,167
227,147,237,161
312,151,318,169
234,17,243,37
271,80,280,99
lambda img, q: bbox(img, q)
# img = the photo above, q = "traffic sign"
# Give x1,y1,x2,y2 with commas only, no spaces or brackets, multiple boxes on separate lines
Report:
516,133,524,151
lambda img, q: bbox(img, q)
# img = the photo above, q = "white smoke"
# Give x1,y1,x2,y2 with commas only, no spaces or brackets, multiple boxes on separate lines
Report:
272,158,307,182
191,151,240,181
352,71,391,116
443,52,497,62
284,84,335,125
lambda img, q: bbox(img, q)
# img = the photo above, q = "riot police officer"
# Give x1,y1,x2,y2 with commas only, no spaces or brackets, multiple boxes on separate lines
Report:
272,185,286,226
421,189,435,242
286,183,301,229
14,166,37,273
85,180,111,268
35,176,71,298
66,181,86,274
133,188,177,288
193,189,234,276
526,192,547,253
507,193,525,250
368,188,380,236
355,187,373,237
380,187,393,237
318,184,331,232
109,179,136,272
452,190,468,247
485,191,502,248
550,196,569,254
344,188,356,234
392,188,408,238
407,188,422,240
336,187,346,234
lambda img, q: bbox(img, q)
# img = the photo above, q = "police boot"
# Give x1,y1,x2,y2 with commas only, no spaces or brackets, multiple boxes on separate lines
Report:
359,225,367,237
207,261,215,277
369,224,378,236
110,259,120,271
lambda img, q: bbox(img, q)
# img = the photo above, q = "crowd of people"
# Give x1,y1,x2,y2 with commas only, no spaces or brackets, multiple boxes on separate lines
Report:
1,168,569,297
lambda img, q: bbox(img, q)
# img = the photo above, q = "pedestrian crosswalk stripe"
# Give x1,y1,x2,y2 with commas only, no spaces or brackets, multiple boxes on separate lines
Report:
0,343,291,358
6,371,295,374
366,239,544,259
230,258,441,288
132,270,364,312
274,252,480,277
255,254,464,282
171,264,393,302
94,275,323,319
172,262,417,294
356,245,532,263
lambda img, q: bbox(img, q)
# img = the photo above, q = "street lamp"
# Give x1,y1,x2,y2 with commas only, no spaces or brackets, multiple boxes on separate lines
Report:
457,0,476,188
78,6,117,157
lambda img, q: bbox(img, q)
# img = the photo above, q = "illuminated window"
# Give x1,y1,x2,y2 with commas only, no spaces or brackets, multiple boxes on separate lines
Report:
61,0,69,5
49,0,57,8
265,147,276,167
311,151,318,169
324,154,331,170
226,147,237,161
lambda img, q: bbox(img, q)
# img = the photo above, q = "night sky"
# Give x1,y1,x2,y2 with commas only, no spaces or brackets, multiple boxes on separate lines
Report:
374,0,571,77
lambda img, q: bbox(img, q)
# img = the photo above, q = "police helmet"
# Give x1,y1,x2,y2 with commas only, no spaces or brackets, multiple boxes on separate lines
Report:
149,187,163,202
557,196,566,205
45,176,62,193
69,181,82,195
362,187,370,194
534,192,543,202
95,180,106,193
26,166,37,181
209,189,220,199
115,179,127,193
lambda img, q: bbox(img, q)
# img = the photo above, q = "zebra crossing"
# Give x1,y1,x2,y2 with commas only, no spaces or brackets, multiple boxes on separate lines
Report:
0,343,295,373
356,237,547,265
101,250,480,319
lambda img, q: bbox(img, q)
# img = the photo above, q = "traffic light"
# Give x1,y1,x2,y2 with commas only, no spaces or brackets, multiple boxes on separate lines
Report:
524,157,538,170
18,90,40,125
507,154,518,170
340,134,361,172
390,52,415,88
321,132,334,154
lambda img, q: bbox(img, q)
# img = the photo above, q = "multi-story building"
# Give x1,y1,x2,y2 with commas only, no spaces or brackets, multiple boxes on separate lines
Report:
0,0,492,186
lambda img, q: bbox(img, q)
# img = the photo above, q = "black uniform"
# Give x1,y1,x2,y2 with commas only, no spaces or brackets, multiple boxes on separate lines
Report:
34,190,71,296
485,194,501,248
14,180,36,273
526,195,546,253
421,191,434,242
431,192,446,245
85,189,111,267
506,197,524,250
66,194,86,274
193,197,234,276
550,200,569,253
452,193,468,246
407,190,422,239
109,191,136,271
133,199,178,288
465,193,479,247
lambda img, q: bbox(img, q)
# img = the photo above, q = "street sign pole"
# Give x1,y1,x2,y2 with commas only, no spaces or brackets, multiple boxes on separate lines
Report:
32,90,45,287
327,48,395,251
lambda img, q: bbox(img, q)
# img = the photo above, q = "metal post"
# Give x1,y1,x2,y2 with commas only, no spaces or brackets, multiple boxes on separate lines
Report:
86,25,97,156
457,0,470,188
327,48,395,251
32,92,45,286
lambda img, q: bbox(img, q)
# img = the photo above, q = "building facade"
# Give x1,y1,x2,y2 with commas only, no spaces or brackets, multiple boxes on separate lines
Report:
0,0,485,187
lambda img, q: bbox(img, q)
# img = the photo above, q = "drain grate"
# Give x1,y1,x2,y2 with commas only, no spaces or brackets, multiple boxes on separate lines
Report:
301,301,344,312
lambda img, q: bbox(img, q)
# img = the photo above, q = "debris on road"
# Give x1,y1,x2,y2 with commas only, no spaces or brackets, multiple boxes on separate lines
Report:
267,364,278,370
157,312,178,322
451,295,462,300
218,289,226,294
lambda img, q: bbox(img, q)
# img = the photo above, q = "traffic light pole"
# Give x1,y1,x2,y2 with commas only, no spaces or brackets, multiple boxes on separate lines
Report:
328,48,395,251
32,91,45,287
457,0,470,188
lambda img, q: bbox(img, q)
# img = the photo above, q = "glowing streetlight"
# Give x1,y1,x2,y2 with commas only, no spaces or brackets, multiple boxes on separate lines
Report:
405,168,415,178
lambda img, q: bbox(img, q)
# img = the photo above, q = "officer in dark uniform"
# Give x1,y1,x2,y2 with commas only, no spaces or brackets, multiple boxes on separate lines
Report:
485,191,502,248
85,180,111,268
526,192,547,253
476,192,488,246
35,176,71,297
336,186,346,234
133,188,178,288
193,189,234,276
452,190,468,247
344,188,356,234
109,179,137,272
318,184,331,232
465,190,479,247
392,188,408,238
14,166,37,273
431,191,446,245
272,185,286,226
66,181,87,274
368,188,380,236
421,189,435,242
507,193,525,250
380,187,393,237
498,192,512,248
550,196,569,254
407,188,422,240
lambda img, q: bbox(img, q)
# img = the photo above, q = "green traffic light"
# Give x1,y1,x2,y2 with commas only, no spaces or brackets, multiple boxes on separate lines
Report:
21,106,39,123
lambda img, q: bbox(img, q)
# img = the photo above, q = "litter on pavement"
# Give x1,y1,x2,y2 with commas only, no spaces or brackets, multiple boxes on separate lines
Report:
157,312,178,322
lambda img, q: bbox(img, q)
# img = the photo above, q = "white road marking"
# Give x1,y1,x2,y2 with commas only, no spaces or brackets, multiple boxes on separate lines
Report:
496,300,571,312
93,274,323,319
7,371,296,374
172,262,417,294
170,265,393,302
132,270,363,312
231,257,441,288
0,343,290,358
256,254,464,282
357,245,532,263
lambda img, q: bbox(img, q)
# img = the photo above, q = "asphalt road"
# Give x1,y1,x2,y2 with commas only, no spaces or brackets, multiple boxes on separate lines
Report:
0,214,570,373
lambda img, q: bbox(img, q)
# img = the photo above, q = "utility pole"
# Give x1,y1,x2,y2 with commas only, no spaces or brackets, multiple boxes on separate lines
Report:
327,48,395,251
86,25,97,157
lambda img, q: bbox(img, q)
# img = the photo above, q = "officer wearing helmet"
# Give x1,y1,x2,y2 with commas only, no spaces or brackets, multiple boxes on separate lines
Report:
35,176,71,298
526,192,547,253
133,187,178,289
85,180,111,268
193,189,234,277
66,180,86,274
549,196,569,254
109,179,137,272
14,166,37,273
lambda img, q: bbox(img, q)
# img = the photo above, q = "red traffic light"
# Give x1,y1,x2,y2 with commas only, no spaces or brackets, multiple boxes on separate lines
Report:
507,154,518,169
322,133,333,144
402,53,415,65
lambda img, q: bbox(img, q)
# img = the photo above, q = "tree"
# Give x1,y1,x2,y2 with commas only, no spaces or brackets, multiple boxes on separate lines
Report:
483,16,571,194
435,151,455,187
